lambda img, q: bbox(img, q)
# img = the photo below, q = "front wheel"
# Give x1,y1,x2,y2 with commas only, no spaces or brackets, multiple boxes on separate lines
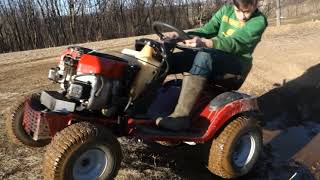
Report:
207,116,262,179
43,122,122,180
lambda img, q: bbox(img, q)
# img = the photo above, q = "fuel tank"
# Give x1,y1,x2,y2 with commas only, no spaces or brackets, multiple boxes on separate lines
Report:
121,44,161,99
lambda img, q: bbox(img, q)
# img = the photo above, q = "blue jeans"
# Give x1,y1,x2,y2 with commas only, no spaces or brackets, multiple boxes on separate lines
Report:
167,49,252,80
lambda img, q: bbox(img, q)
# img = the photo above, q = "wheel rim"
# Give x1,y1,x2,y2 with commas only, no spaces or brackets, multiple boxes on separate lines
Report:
232,133,256,168
73,148,108,180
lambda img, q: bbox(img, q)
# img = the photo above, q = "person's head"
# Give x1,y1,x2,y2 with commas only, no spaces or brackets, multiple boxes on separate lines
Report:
233,0,258,22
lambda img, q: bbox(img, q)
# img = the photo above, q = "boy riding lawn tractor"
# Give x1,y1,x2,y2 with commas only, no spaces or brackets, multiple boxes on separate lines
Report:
6,22,262,180
6,1,267,179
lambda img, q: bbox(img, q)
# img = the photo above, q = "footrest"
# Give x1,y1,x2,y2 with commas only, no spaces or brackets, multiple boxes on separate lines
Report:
135,125,203,138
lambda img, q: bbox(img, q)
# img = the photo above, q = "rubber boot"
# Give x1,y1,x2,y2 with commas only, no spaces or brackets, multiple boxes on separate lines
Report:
156,74,206,131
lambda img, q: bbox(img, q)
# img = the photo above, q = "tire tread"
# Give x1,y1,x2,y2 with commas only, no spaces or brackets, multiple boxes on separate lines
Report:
208,116,261,179
43,122,122,180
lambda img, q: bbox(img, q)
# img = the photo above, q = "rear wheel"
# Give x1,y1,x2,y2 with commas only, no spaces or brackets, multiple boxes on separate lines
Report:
5,93,49,147
207,116,262,179
43,122,122,180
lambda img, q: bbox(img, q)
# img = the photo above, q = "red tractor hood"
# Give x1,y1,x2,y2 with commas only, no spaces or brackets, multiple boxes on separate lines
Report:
77,54,128,78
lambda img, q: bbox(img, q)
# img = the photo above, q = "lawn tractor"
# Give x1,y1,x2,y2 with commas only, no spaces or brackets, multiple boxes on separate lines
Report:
6,22,262,179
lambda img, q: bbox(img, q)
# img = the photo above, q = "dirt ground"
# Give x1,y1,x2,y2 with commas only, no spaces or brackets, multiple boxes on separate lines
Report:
0,20,320,180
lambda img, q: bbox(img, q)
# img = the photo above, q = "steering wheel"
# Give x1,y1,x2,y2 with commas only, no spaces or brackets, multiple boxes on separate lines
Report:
152,21,191,41
152,21,206,51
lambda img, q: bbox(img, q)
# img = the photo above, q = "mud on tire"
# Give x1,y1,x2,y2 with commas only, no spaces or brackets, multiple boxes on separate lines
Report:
43,122,122,180
207,116,262,179
5,93,49,147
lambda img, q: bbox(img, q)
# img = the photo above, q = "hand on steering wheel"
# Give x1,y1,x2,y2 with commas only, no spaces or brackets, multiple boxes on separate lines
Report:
152,21,212,51
184,37,213,48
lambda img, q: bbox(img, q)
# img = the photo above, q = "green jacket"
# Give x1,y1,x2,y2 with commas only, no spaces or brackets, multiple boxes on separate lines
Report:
188,5,268,62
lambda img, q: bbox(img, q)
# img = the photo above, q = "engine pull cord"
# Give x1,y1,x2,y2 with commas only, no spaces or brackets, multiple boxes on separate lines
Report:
95,76,105,97
124,96,133,112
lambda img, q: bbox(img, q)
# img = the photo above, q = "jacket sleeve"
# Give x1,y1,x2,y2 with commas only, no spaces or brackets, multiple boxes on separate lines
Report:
187,6,226,38
213,16,267,55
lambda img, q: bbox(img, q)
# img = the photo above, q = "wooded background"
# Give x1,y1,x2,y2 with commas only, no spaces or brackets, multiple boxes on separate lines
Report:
0,0,319,53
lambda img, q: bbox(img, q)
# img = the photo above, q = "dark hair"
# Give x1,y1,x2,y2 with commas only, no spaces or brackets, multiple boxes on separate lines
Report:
233,0,258,8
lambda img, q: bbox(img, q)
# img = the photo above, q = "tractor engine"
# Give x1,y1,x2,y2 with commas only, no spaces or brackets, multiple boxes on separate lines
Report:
44,46,131,114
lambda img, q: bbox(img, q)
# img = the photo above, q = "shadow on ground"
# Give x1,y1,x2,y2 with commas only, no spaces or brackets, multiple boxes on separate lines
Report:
258,63,320,124
254,63,320,179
